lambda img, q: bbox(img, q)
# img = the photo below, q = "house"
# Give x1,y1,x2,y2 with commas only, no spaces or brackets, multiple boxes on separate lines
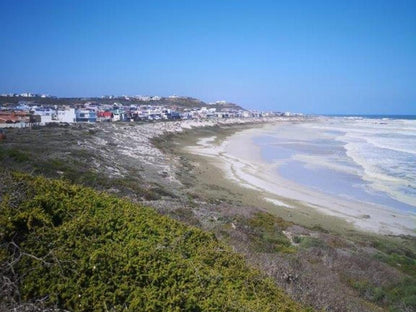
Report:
242,111,251,118
75,109,97,122
30,106,76,124
111,108,125,121
14,102,32,111
55,108,76,123
112,111,121,121
0,111,32,128
167,111,181,120
32,107,56,125
97,111,113,122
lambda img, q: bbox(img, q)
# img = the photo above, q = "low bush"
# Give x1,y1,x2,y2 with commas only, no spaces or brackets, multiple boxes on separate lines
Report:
245,212,296,253
347,277,416,311
0,171,306,311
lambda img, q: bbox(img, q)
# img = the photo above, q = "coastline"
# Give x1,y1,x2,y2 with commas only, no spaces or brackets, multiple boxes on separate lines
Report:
180,122,415,236
164,122,355,234
3,117,416,311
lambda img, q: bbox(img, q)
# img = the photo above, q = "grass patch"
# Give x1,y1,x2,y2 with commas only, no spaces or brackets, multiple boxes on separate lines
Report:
30,156,171,201
297,236,327,249
0,147,31,162
374,252,416,278
244,212,296,254
347,277,416,312
371,237,416,278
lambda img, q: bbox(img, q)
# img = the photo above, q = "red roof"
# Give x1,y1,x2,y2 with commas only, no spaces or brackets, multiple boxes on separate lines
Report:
0,111,31,123
97,111,113,118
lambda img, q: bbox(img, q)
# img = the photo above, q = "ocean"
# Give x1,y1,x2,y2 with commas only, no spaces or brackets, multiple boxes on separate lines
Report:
254,115,416,213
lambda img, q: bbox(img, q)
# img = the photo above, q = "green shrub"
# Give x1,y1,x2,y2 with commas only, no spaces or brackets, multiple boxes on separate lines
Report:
4,148,30,162
375,251,416,278
246,212,296,253
298,237,327,249
0,172,306,311
347,277,416,311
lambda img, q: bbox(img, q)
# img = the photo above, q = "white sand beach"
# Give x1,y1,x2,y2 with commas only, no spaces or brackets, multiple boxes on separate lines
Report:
186,123,416,236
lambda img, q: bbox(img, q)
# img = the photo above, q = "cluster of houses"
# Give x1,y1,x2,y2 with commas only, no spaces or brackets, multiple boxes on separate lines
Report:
0,99,288,129
1,92,55,98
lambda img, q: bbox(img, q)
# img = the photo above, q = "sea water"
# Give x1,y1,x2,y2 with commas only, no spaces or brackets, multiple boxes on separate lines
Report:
254,116,416,213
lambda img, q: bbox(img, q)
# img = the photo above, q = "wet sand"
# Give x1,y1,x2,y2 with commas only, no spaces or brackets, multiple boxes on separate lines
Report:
184,123,416,236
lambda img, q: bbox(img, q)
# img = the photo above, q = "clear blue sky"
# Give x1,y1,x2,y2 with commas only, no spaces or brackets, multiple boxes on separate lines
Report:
0,0,415,114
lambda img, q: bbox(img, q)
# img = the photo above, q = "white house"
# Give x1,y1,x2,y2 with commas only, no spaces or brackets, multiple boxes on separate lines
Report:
55,108,76,123
32,107,55,125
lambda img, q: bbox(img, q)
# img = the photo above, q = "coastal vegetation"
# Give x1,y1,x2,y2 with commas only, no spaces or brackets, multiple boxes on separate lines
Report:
243,212,296,254
1,123,415,312
0,170,307,311
0,126,171,201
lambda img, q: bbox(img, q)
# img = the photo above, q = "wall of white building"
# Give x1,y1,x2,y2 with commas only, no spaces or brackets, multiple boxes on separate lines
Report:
56,108,76,123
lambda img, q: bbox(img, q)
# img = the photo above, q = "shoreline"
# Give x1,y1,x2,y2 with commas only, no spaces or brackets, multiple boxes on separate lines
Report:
3,116,416,311
181,122,415,236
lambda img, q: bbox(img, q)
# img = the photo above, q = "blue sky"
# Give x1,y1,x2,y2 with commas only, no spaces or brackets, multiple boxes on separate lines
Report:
0,0,415,114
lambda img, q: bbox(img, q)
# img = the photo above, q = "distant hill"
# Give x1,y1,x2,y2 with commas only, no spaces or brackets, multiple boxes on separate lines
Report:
0,95,246,111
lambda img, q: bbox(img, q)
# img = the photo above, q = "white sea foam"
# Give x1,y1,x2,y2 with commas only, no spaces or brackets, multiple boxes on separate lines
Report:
250,117,416,210
186,119,416,235
329,119,416,207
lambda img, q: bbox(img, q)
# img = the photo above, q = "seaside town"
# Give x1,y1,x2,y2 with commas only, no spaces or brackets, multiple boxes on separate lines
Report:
0,93,297,129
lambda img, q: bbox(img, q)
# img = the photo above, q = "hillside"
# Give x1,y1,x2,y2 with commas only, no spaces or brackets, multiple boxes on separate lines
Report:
0,170,308,311
0,95,245,112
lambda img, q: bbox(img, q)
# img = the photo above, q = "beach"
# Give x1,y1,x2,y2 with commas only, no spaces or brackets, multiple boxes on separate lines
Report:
3,117,416,312
185,118,416,236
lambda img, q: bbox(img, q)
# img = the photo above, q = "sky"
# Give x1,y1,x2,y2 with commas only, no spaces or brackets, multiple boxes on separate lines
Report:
0,0,415,114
